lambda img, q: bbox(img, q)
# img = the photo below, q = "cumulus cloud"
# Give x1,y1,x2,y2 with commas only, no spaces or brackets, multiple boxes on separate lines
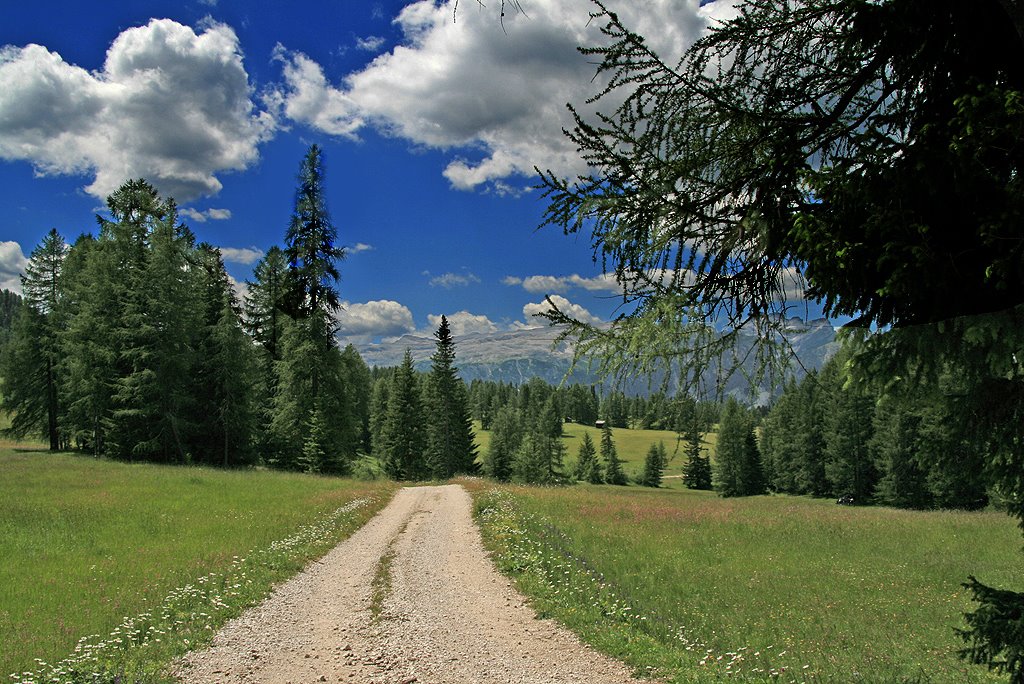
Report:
219,245,264,265
336,299,416,340
181,207,232,223
427,310,499,336
504,272,620,294
0,19,274,202
269,0,730,191
348,242,374,254
428,271,481,288
522,294,602,327
0,241,28,292
266,45,363,139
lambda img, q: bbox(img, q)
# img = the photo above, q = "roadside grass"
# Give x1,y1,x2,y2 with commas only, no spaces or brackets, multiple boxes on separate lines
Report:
467,481,1023,683
0,449,398,682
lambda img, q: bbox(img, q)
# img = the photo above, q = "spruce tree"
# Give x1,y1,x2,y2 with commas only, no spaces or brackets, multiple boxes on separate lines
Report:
573,431,602,484
423,315,477,478
483,405,521,482
639,441,665,487
283,145,344,319
739,430,767,496
682,420,712,490
714,398,749,497
380,351,426,480
600,423,627,485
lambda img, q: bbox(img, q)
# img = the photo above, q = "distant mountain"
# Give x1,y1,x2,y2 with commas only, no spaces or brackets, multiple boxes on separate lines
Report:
352,318,839,400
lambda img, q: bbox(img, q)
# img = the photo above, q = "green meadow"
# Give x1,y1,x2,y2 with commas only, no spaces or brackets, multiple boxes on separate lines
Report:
0,448,397,679
473,421,713,482
469,481,1024,683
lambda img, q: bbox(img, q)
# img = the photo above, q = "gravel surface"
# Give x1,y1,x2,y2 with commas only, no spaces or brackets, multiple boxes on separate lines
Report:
176,484,648,684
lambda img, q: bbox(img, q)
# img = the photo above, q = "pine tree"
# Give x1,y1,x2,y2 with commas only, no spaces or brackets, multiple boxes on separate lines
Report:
0,229,66,449
423,315,477,478
639,441,665,487
341,344,373,454
601,423,627,485
871,395,931,509
682,420,712,490
283,145,344,319
483,405,521,482
369,375,391,457
60,233,115,453
573,431,602,484
822,355,877,503
738,430,767,496
714,398,749,497
380,351,426,480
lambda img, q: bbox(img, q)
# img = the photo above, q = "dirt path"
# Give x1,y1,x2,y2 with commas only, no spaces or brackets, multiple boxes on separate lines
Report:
176,484,647,684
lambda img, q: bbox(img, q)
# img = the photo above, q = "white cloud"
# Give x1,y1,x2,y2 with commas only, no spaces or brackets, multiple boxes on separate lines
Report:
226,273,248,305
336,299,416,339
356,35,387,52
266,45,363,140
348,242,374,254
505,272,620,294
269,0,727,191
427,310,499,337
428,271,480,288
220,245,264,265
0,241,28,292
181,207,232,223
0,19,274,202
522,293,602,326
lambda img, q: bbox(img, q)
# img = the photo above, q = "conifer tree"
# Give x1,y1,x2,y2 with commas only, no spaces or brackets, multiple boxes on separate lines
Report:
380,351,426,480
739,430,767,496
600,423,627,485
714,398,749,497
0,229,66,449
283,145,344,319
60,233,115,453
573,431,602,484
639,441,666,487
341,344,373,454
369,375,391,456
682,420,712,490
483,405,521,482
423,315,477,478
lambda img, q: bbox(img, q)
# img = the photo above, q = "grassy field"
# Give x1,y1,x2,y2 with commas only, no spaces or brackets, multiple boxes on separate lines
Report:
468,481,1024,683
473,421,711,482
0,448,397,680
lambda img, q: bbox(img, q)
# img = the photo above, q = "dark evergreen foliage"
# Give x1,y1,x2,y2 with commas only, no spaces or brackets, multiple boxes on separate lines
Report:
572,431,602,484
600,423,626,485
423,315,477,478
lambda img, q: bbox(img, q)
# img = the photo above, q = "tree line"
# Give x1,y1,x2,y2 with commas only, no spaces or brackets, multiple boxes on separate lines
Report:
0,146,474,480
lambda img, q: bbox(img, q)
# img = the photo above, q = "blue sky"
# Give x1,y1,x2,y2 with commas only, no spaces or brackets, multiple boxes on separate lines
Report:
0,0,769,343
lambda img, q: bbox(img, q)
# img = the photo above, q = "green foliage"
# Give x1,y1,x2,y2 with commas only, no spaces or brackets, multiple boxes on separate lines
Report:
283,144,344,319
959,576,1024,683
379,351,426,480
0,229,66,449
572,431,602,484
714,398,764,497
483,405,521,482
638,441,666,488
681,420,712,490
600,424,626,485
422,316,477,478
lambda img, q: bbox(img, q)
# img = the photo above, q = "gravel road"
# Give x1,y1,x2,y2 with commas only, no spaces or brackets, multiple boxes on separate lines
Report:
176,484,647,684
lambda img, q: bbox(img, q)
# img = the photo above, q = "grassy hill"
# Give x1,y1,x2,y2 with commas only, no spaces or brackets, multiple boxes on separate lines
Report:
0,449,397,680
